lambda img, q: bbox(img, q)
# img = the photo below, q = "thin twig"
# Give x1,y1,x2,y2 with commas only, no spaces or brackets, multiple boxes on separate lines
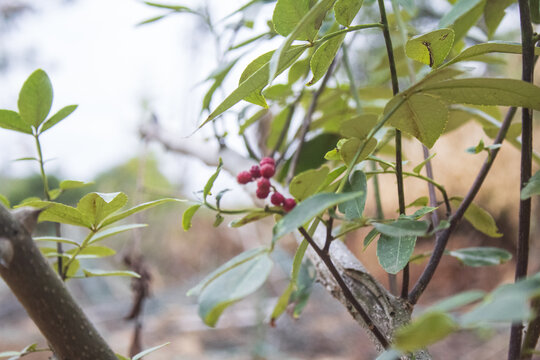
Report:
271,90,304,161
509,1,535,358
298,226,390,349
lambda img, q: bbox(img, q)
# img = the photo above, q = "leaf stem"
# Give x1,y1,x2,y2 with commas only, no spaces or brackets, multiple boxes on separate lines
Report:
314,23,384,45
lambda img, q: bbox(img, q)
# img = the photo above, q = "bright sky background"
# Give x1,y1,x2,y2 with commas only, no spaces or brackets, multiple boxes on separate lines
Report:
0,0,245,181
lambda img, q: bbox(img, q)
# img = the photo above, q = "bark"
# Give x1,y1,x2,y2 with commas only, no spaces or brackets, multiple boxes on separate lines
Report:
0,206,117,360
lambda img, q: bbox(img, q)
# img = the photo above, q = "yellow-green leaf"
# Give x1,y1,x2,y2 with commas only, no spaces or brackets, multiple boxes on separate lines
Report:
308,33,345,85
405,29,454,68
334,0,363,27
450,197,502,237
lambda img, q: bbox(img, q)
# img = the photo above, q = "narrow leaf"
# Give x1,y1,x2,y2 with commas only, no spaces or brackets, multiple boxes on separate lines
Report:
132,343,171,360
521,170,540,200
204,158,223,201
33,236,80,246
230,210,274,228
18,69,53,127
89,224,148,244
308,33,345,85
83,269,141,278
438,0,485,41
394,312,458,352
59,180,94,190
100,198,183,228
448,247,512,266
182,204,202,231
39,104,77,133
450,197,502,237
373,219,429,237
430,290,486,312
446,41,540,66
338,170,367,221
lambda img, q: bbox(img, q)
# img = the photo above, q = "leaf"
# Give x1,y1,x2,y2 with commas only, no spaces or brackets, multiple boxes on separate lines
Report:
405,29,455,68
334,0,364,27
89,224,148,244
413,153,436,174
239,50,275,108
340,137,378,164
39,105,77,133
438,0,485,41
100,198,183,228
448,247,512,267
363,228,379,250
269,0,335,82
143,2,195,12
69,245,116,259
290,166,330,201
266,107,291,150
339,114,378,139
82,269,140,278
376,233,417,274
182,204,202,231
196,251,273,327
446,41,540,66
521,170,540,200
450,197,502,237
373,218,429,237
385,94,448,148
273,192,364,243
33,236,80,246
230,210,274,228
287,133,341,176
18,69,53,127
0,110,32,134
483,0,515,38
77,192,128,227
288,57,311,84
37,202,91,228
338,170,367,221
132,343,171,360
0,194,10,208
375,350,404,360
394,312,458,352
308,33,345,85
272,0,313,40
406,196,428,208
0,351,21,358
203,59,239,110
115,354,130,360
59,180,94,190
430,290,486,312
137,14,168,25
239,108,268,135
271,239,309,322
204,158,223,201
202,45,307,126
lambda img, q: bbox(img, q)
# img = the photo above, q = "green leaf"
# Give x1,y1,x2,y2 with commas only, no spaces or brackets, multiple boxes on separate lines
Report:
230,210,274,228
69,245,116,259
438,0,485,41
394,312,458,352
338,170,367,221
339,114,378,139
0,351,21,358
266,107,291,150
385,94,448,148
203,58,239,110
448,247,512,267
213,213,225,227
308,33,345,85
39,105,77,133
18,69,53,127
204,158,223,201
239,50,275,107
405,29,455,68
0,194,10,208
238,108,268,135
288,133,340,176
406,196,428,208
373,218,429,237
288,57,311,84
182,204,202,231
413,153,436,174
59,180,94,190
290,166,330,201
430,290,486,312
484,0,516,37
271,239,309,322
33,236,80,246
269,0,335,82
272,0,312,40
132,343,171,360
272,192,364,243
116,354,130,360
143,2,195,11
89,224,148,244
334,0,364,27
377,234,417,274
37,202,91,228
202,45,307,126
0,110,32,134
82,269,141,278
450,197,502,237
100,198,183,228
196,250,273,327
521,170,540,200
363,228,379,250
340,137,378,164
375,350,404,360
137,14,168,25
446,41,540,66
77,192,128,227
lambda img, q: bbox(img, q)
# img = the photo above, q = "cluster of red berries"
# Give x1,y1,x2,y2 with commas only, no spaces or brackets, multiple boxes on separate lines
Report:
237,157,296,212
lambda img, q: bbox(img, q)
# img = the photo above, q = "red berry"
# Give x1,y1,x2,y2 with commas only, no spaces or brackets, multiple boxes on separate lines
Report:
260,157,275,167
237,171,252,184
257,178,271,190
283,198,296,212
256,187,270,199
260,164,275,178
250,165,261,179
270,192,285,206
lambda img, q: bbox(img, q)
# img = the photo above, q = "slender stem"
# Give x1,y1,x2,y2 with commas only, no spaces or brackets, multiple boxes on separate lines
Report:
509,1,535,358
342,43,363,113
271,90,304,160
288,59,336,181
314,23,384,45
409,106,518,305
323,216,334,253
522,297,540,359
298,226,390,349
63,230,95,275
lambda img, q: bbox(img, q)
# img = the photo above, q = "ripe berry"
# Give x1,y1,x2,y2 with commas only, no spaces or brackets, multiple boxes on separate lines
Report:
250,165,261,179
260,157,275,167
260,164,275,178
270,192,285,206
257,178,271,190
256,186,270,199
237,171,252,184
283,198,296,212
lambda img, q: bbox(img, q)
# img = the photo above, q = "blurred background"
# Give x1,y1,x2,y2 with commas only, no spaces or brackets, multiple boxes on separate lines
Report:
0,0,539,359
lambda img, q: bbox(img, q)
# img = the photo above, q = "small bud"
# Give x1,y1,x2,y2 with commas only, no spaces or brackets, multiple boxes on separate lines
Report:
283,198,297,212
237,171,252,184
257,178,271,190
260,164,275,178
270,192,285,206
256,187,270,199
260,157,275,167
250,165,261,179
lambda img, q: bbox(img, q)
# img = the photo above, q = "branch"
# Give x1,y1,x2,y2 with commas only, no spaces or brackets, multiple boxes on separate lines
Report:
0,206,117,360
